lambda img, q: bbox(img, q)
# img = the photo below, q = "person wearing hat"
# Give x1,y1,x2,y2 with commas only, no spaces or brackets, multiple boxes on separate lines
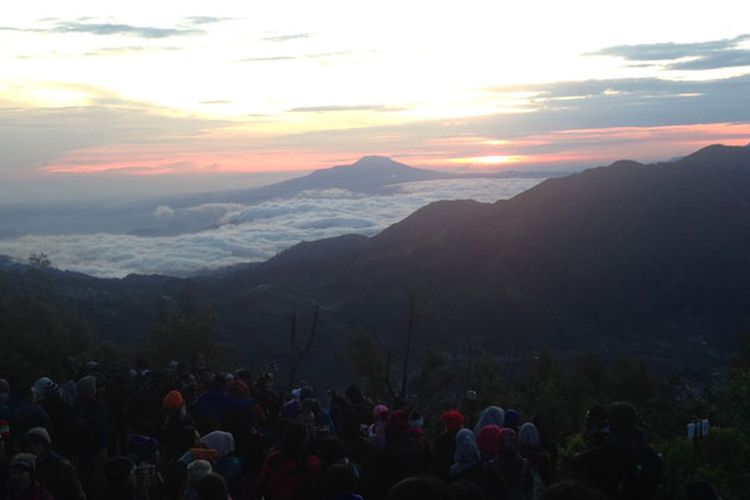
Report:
31,377,70,457
69,375,108,498
23,427,86,500
160,390,196,460
8,388,51,449
6,453,55,500
433,409,465,480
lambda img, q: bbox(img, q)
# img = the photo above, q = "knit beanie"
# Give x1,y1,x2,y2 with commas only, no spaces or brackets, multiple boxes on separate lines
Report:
440,410,465,432
187,459,213,482
163,390,184,410
77,375,97,396
10,453,36,473
25,427,52,446
31,377,59,401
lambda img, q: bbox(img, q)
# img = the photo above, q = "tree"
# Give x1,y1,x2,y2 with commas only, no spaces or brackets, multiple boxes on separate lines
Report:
148,282,222,367
347,329,388,398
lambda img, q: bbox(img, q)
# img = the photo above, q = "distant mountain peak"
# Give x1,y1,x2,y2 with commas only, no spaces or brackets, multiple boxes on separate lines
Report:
349,156,410,170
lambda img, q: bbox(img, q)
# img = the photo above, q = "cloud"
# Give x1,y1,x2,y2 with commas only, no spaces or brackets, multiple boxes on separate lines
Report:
239,50,352,63
591,34,750,71
0,20,203,38
288,104,405,113
52,21,201,38
239,55,297,62
668,50,750,70
84,46,181,56
262,32,313,42
184,16,235,26
0,178,542,278
0,92,228,177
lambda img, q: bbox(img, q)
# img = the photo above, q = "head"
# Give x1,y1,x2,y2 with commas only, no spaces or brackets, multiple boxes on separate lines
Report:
228,380,250,400
8,453,36,495
345,385,363,403
77,375,97,401
536,481,607,500
103,457,135,489
607,402,638,436
200,431,235,461
474,405,505,433
454,429,480,465
186,459,212,483
386,475,452,500
386,410,410,441
31,377,59,403
441,409,465,433
518,422,541,449
23,427,52,457
496,428,518,456
280,420,309,456
477,425,502,459
317,436,346,463
373,404,390,423
504,409,520,429
280,398,302,420
320,463,357,498
448,480,490,500
194,472,228,500
408,409,424,430
162,390,184,414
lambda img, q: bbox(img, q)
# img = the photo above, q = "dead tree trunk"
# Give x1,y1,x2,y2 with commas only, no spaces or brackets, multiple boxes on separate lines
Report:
288,304,319,388
400,290,416,400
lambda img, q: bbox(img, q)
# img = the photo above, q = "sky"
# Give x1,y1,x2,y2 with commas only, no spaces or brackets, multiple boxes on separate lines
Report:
2,0,750,201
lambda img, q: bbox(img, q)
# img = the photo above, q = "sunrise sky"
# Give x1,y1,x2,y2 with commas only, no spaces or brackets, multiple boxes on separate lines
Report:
2,0,750,200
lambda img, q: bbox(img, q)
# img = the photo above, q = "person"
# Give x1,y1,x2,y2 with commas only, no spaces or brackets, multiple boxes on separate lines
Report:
477,425,502,461
385,475,453,500
317,463,363,500
487,428,533,500
98,456,136,500
449,429,483,484
367,405,389,450
433,410,464,480
518,422,553,488
574,402,663,500
376,410,432,494
8,389,51,450
474,406,505,434
191,377,254,434
68,375,108,499
504,410,520,432
257,420,321,500
6,453,56,500
536,481,607,500
31,378,69,456
23,427,86,500
179,459,213,500
161,390,197,460
194,472,230,500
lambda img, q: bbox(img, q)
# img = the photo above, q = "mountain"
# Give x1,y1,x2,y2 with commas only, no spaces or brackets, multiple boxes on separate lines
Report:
5,145,749,377
201,144,750,368
0,156,558,238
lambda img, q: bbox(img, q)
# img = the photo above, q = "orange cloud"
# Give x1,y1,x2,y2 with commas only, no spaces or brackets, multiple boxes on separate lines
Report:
42,122,750,176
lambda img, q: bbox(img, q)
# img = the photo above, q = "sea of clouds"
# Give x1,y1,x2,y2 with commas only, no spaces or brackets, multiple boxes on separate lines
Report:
0,178,542,278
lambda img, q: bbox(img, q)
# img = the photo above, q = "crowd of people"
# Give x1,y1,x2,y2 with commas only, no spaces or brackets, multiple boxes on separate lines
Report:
0,356,710,500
